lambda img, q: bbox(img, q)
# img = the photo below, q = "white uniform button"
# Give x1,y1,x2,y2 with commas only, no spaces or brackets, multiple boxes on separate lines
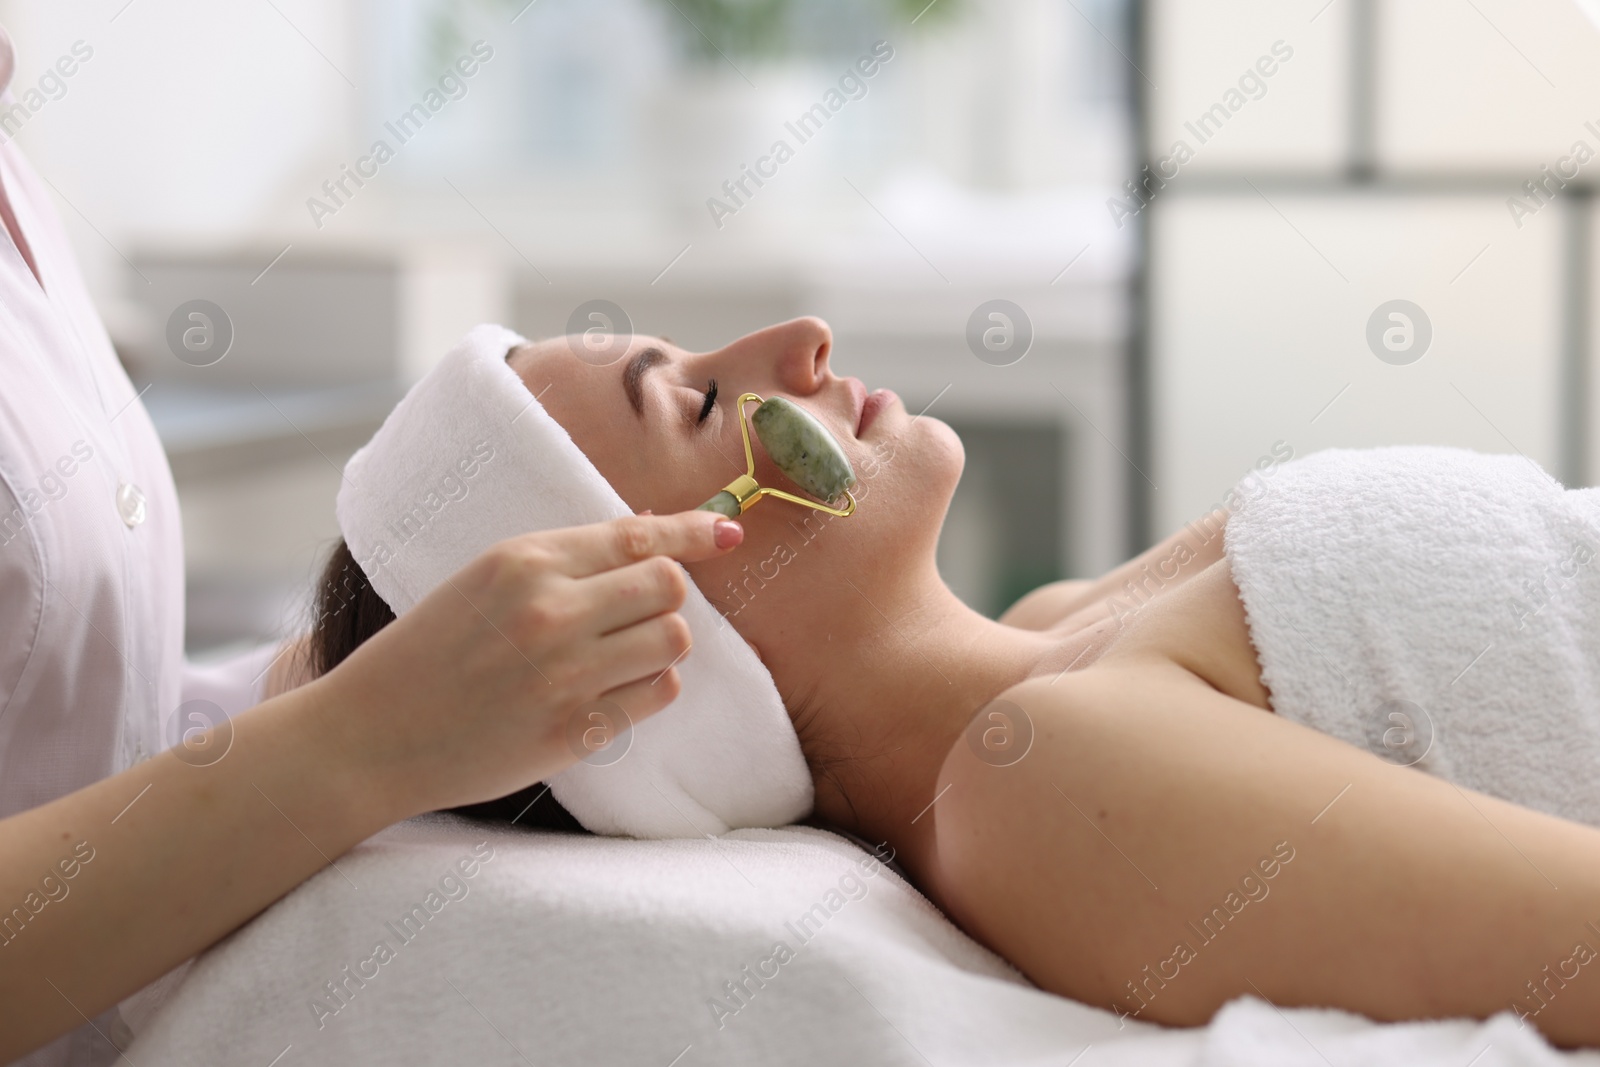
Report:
116,482,146,527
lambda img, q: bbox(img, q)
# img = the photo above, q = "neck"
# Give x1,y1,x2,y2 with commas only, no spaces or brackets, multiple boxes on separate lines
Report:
781,571,1058,873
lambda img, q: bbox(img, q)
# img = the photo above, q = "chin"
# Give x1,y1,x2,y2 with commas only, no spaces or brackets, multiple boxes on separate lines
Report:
920,417,966,518
853,415,963,547
923,417,964,473
897,414,963,487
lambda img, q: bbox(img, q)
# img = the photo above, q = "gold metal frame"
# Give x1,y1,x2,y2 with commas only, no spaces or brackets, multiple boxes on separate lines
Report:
715,392,857,518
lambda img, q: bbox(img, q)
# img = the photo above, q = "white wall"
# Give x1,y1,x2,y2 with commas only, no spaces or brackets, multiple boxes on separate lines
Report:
1145,0,1349,173
0,0,358,299
1146,0,1600,536
1152,194,1565,530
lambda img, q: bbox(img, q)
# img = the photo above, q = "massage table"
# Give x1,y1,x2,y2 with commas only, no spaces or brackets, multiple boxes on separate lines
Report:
122,816,1595,1066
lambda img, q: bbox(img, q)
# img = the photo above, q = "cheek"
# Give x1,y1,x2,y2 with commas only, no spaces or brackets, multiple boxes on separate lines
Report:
645,420,776,515
562,417,698,514
625,448,732,514
647,410,756,514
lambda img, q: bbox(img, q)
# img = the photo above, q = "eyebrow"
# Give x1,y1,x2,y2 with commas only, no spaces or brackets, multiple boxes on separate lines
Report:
623,345,667,418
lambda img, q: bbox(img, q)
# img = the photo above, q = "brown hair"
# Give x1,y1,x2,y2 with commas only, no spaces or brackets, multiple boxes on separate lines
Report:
305,538,586,833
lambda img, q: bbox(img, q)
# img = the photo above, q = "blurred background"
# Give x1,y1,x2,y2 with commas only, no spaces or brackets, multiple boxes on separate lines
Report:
3,0,1595,658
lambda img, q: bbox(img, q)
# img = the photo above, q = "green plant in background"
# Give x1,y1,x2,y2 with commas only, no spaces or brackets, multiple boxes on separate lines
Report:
664,0,961,63
424,0,962,76
666,0,790,62
422,0,521,75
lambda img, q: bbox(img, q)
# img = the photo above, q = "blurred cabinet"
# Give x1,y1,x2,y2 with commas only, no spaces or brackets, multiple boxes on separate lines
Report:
125,243,509,653
128,244,509,389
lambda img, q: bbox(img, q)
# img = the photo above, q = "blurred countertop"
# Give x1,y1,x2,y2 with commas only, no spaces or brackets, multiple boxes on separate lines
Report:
141,379,402,481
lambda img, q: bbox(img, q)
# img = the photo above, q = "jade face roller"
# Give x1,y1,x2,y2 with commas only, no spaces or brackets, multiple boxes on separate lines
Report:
696,393,858,519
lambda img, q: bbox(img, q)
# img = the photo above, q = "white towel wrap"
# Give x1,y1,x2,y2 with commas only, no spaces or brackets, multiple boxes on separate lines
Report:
335,324,813,838
1224,445,1600,828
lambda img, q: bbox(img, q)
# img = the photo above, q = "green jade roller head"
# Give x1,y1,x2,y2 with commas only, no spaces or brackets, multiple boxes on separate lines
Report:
696,393,858,520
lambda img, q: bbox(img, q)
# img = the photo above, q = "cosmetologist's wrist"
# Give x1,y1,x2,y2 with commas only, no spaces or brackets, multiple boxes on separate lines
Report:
273,669,426,830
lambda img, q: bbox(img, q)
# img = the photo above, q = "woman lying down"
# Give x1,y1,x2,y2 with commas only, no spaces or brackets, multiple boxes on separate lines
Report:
303,319,1600,1050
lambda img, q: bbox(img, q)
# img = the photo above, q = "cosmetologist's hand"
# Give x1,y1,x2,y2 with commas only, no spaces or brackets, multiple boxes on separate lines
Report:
310,509,744,816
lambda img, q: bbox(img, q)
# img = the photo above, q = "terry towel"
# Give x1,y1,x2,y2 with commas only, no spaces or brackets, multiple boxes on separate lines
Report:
126,818,1583,1066
1224,446,1600,828
335,324,813,838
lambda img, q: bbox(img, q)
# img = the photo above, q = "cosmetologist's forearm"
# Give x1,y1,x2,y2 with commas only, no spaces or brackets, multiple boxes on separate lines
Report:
0,678,403,1061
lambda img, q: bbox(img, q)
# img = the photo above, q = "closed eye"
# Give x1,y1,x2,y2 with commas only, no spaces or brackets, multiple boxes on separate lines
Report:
696,378,718,425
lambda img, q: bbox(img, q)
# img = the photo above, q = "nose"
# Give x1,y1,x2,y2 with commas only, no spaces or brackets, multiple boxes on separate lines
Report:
712,316,833,396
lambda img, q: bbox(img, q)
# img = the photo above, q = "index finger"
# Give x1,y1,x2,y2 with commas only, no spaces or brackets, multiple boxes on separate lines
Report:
534,510,744,578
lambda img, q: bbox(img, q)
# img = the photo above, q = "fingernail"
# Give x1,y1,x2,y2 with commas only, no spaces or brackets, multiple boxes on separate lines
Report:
714,519,744,550
637,508,654,516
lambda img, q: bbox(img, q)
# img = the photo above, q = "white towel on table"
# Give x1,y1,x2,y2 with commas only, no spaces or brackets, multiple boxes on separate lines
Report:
1198,995,1576,1067
1224,445,1600,828
122,817,1590,1066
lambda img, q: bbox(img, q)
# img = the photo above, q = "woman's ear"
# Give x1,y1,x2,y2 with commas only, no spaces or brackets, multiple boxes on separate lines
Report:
740,632,773,669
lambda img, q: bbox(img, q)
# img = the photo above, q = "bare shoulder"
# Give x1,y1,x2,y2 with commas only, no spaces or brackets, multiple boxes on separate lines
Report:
932,666,1200,835
997,579,1097,630
931,663,1271,885
998,514,1230,633
921,664,1216,1005
924,667,1198,910
921,662,1600,1041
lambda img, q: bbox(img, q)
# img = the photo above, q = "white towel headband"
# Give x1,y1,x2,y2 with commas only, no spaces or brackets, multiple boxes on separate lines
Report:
335,324,814,838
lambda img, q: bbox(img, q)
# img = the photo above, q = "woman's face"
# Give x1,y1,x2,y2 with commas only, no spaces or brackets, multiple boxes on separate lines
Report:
508,317,963,674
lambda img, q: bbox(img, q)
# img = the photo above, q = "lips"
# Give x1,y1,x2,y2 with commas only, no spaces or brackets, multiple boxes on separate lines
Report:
844,377,868,436
858,390,894,436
